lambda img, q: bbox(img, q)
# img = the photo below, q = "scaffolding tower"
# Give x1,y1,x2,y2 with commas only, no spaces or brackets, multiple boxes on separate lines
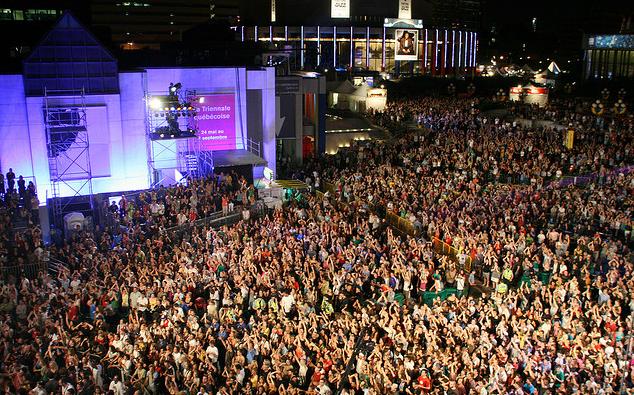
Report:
44,88,93,229
145,89,213,187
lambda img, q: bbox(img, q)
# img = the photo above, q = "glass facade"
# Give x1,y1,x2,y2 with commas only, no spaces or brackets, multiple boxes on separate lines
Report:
583,35,634,79
239,25,478,76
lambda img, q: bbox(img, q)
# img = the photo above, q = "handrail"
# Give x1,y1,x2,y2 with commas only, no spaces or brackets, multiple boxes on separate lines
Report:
0,259,49,282
431,236,473,272
322,180,422,238
244,138,261,157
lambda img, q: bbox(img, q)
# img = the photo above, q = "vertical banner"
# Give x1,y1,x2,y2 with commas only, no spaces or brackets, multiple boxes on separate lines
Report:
395,29,419,61
398,0,412,19
194,94,237,151
564,129,574,149
271,0,276,22
331,0,350,18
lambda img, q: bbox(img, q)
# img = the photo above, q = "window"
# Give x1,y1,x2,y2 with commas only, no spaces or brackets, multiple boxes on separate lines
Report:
0,9,12,20
13,10,24,20
24,9,58,21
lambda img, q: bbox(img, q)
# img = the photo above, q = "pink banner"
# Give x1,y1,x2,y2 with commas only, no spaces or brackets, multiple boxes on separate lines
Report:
194,94,236,151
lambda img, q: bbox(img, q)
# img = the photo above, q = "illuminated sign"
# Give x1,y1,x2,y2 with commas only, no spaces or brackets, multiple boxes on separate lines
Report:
194,94,236,151
587,35,634,49
331,0,350,18
398,0,411,19
384,18,423,29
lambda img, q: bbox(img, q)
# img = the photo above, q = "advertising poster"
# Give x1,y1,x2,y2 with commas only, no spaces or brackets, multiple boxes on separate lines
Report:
395,29,419,61
331,0,350,18
194,94,236,151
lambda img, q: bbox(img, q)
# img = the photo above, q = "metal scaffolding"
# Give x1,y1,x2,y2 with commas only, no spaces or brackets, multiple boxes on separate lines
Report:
145,89,213,187
44,88,94,229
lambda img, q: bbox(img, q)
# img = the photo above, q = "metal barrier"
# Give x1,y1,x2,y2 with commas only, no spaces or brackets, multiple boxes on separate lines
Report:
0,259,48,282
162,201,267,239
431,237,473,272
322,180,422,238
385,211,421,238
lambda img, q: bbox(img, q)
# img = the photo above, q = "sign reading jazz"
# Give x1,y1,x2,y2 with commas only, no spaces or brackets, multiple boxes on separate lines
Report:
331,0,350,18
395,29,419,61
194,94,236,151
398,0,411,19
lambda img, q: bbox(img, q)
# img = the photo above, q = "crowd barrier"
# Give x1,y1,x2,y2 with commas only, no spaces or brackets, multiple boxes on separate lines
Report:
431,237,473,273
0,258,48,282
385,211,421,238
163,201,267,240
322,180,423,238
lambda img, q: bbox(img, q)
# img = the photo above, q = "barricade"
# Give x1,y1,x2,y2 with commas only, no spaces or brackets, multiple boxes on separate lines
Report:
0,259,48,282
431,236,473,272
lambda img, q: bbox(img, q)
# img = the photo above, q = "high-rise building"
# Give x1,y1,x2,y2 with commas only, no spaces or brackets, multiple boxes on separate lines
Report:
430,0,481,31
0,1,90,71
90,0,214,49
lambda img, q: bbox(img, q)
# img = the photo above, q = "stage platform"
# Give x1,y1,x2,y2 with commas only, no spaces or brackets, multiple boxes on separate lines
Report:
212,149,267,168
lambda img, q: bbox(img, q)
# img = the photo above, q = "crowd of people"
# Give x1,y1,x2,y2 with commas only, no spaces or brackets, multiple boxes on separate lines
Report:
99,171,255,232
0,168,42,274
0,94,632,395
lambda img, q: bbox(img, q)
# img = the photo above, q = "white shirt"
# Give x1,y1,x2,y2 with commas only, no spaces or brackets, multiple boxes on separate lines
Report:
109,380,126,395
280,294,295,313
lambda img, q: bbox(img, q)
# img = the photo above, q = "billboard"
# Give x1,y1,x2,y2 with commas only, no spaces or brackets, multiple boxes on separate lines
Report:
398,0,412,19
331,0,350,18
395,29,419,61
194,94,236,151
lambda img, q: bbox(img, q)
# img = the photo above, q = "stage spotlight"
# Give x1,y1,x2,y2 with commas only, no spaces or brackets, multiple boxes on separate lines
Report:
169,82,182,94
160,133,165,138
198,97,205,104
170,107,176,111
149,97,162,110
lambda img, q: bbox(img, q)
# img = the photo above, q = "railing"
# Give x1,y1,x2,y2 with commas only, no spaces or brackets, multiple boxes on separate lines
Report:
547,165,634,190
385,211,422,238
0,258,49,282
162,201,267,239
323,180,422,238
431,237,473,272
244,138,261,157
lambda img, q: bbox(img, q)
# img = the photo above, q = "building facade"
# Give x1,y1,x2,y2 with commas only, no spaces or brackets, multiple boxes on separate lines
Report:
90,0,213,49
239,24,477,76
583,34,634,79
0,13,277,203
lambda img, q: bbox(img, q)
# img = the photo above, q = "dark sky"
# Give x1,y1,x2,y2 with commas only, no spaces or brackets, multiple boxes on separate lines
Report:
481,0,630,57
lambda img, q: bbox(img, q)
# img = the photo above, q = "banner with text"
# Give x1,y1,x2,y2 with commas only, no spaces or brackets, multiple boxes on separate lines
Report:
331,0,350,18
194,94,236,151
398,0,412,19
271,0,276,22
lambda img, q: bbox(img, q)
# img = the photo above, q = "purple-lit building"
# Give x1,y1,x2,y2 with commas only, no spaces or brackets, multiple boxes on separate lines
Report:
0,13,277,206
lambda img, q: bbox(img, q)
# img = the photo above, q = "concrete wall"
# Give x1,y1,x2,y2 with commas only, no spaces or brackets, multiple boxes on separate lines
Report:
247,68,276,177
0,75,35,188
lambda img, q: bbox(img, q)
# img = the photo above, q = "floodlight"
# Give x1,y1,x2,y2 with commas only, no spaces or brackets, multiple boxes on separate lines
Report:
149,97,162,110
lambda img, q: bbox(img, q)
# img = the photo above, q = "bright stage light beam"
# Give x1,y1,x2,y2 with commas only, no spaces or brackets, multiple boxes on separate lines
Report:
149,97,162,110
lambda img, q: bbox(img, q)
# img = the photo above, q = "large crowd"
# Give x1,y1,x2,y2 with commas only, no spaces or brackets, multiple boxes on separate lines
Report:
0,94,632,395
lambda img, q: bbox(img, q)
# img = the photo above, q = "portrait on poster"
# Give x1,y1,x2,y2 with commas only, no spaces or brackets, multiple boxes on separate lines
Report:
395,29,418,61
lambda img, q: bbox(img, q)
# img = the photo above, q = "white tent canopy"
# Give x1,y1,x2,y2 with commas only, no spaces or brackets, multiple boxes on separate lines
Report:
547,61,561,74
